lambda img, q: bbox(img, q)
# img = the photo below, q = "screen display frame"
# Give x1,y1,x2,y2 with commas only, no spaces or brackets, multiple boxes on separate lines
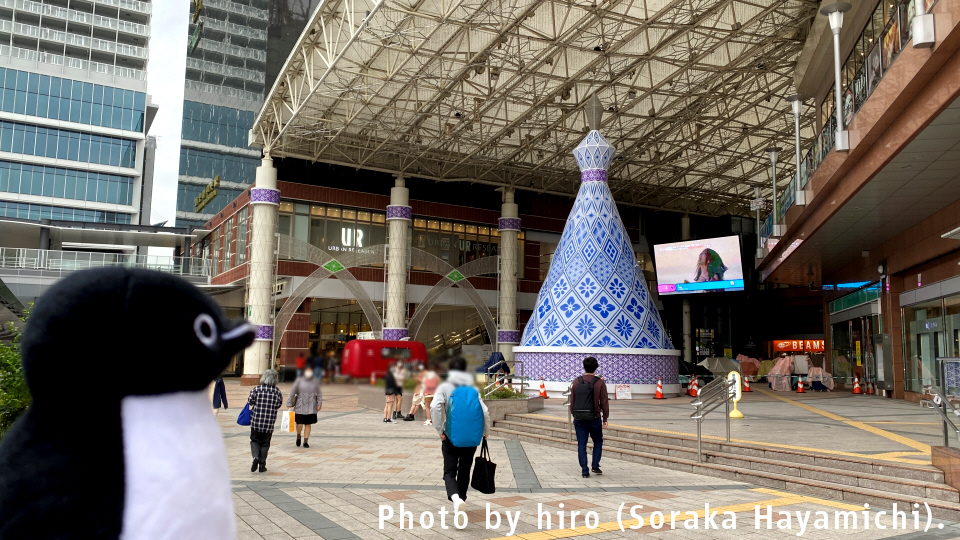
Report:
653,235,745,295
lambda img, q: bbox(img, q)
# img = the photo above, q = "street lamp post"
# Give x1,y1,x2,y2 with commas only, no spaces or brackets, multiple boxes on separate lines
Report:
754,186,763,258
821,2,852,152
766,146,782,237
786,95,807,205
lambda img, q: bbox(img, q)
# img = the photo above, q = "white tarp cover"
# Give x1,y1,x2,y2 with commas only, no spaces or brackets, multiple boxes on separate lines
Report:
698,357,741,376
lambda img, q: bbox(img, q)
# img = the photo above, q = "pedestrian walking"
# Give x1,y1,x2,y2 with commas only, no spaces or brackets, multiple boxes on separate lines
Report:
569,357,609,478
211,376,228,416
309,347,325,381
403,363,425,421
430,357,491,511
383,360,401,423
295,352,307,379
420,368,440,425
247,369,283,473
287,367,322,448
392,361,406,420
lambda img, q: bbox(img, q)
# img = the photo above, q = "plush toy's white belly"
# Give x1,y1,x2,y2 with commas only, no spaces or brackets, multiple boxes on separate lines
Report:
120,390,236,540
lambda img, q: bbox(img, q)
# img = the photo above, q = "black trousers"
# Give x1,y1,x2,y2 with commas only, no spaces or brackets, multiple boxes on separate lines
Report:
441,438,477,501
250,429,273,464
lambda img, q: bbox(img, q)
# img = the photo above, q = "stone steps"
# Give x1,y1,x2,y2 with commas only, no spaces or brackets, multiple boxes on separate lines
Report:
492,415,960,522
502,413,943,483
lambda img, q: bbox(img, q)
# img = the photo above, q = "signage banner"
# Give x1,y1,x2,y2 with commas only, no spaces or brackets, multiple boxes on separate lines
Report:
773,339,824,352
614,384,632,400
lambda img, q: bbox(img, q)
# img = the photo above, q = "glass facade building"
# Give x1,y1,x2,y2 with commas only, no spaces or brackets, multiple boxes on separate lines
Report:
175,1,320,230
0,0,152,226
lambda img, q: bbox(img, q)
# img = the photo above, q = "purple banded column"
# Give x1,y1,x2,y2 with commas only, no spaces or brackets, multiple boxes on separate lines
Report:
498,189,520,363
384,177,411,341
242,156,279,385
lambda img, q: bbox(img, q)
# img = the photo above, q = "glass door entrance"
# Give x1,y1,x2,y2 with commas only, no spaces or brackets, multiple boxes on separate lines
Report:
904,299,945,393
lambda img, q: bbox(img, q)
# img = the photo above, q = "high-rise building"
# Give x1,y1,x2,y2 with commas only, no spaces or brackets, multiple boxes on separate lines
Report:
175,0,267,230
0,0,156,225
175,0,318,230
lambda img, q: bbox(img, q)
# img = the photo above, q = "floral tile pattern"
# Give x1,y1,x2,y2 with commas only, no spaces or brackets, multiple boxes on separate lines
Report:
516,351,679,384
519,130,673,351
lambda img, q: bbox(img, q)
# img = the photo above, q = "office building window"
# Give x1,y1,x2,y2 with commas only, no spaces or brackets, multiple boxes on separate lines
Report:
0,161,133,205
0,68,146,132
0,121,137,168
180,101,256,148
0,201,131,223
179,148,258,184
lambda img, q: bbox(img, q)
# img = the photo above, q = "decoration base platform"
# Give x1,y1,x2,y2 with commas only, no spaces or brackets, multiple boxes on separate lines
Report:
514,346,681,398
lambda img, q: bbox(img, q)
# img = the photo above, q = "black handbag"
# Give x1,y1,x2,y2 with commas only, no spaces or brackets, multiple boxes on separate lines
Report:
470,439,497,494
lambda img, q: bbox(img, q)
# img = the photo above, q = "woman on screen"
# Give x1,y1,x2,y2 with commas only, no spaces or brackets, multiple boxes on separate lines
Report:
693,248,728,282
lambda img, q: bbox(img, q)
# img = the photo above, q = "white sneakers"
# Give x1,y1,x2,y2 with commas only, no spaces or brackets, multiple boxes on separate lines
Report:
451,493,464,513
423,419,433,425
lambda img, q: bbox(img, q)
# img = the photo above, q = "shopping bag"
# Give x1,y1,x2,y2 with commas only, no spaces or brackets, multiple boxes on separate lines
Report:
237,403,251,426
280,410,292,432
470,439,496,494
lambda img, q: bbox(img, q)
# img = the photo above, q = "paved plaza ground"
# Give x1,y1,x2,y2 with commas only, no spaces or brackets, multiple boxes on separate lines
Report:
216,380,960,539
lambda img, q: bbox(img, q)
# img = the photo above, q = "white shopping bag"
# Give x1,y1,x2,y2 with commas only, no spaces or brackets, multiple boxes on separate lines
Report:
280,410,294,432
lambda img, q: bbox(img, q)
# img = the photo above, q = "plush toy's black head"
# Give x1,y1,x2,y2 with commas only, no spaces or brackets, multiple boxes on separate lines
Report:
21,268,255,402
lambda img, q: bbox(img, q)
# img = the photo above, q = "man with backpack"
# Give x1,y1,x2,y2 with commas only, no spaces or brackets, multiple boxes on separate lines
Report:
570,356,609,478
430,357,491,511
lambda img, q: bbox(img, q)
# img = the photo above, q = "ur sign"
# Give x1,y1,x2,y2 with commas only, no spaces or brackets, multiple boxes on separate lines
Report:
773,340,824,352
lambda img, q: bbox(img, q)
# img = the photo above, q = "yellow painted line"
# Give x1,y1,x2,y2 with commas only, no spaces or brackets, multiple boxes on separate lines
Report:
753,388,931,454
865,421,940,425
524,414,931,465
749,488,862,511
484,489,861,540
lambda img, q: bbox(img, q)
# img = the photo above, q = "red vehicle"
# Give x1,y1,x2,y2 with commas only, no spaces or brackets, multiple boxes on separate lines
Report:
340,340,428,379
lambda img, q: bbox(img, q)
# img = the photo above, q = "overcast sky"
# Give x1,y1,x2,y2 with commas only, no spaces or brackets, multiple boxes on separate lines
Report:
146,1,189,228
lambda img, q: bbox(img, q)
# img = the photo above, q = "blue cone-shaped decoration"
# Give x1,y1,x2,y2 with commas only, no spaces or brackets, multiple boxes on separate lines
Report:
520,130,672,350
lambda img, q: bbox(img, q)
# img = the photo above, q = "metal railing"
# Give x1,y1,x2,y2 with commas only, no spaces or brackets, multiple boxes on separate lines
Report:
481,359,527,398
0,248,212,277
920,358,960,447
690,376,735,462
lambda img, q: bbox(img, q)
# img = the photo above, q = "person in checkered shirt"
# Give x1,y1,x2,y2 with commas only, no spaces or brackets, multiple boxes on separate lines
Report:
247,369,283,473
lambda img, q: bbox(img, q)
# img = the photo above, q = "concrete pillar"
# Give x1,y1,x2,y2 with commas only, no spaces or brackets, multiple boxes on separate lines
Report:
384,177,411,340
39,219,50,250
681,214,692,364
241,155,279,385
497,189,520,363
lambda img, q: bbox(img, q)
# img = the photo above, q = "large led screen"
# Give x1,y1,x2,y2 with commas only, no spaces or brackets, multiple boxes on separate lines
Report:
653,236,744,295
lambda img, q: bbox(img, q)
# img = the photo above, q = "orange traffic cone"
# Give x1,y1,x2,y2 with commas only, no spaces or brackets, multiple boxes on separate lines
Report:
743,378,752,392
688,376,699,397
370,371,376,385
796,377,805,393
852,376,862,395
539,379,548,398
866,380,875,395
654,378,665,399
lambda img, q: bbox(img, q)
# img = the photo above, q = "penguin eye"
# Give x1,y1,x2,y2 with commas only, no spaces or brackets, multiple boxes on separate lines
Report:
193,313,218,349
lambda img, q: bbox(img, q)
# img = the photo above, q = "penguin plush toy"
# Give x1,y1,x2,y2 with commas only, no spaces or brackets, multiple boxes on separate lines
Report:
0,268,255,539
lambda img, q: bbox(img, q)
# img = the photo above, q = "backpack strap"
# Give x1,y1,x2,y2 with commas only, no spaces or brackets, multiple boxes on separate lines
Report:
577,376,585,386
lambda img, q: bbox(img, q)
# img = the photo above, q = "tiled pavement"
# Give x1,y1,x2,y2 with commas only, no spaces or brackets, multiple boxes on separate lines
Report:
218,381,960,539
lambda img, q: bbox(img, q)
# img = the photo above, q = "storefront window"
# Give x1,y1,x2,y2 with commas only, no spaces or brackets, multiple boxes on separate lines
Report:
223,216,234,270
944,295,960,358
276,199,524,270
903,299,944,393
236,207,248,265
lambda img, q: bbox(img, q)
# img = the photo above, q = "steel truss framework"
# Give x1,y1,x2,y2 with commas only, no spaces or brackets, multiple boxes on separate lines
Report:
252,0,819,216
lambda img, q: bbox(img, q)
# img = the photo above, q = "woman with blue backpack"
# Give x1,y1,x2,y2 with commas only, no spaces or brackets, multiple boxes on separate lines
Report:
430,357,491,512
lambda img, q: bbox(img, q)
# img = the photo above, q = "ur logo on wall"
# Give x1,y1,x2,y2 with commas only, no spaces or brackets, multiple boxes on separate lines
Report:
342,228,364,247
